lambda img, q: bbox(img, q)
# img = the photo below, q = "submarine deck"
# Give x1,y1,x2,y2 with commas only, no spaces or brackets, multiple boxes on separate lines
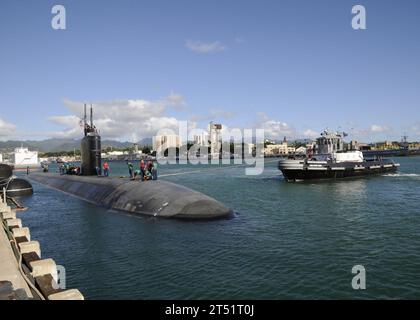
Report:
28,173,232,220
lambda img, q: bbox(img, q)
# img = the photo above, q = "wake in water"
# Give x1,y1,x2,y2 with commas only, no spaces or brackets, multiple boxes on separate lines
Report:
384,173,420,178
159,159,280,178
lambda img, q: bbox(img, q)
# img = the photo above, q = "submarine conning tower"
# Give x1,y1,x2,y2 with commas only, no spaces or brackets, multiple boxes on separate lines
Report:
81,104,101,176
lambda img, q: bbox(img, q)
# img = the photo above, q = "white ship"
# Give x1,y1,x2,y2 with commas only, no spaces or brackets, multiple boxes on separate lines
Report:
11,147,39,169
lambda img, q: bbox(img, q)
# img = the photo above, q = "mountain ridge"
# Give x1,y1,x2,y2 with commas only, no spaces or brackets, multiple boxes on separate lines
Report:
0,138,153,153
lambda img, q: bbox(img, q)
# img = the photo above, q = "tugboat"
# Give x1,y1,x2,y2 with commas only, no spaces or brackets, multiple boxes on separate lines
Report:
278,130,400,182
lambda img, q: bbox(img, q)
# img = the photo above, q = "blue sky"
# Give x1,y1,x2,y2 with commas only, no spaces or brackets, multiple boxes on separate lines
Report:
0,0,419,142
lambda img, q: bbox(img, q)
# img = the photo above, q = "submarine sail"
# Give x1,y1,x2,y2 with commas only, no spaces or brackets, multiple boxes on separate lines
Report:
81,104,102,176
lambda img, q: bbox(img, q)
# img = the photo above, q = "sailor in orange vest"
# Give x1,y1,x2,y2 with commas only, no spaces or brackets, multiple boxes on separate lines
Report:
103,161,110,177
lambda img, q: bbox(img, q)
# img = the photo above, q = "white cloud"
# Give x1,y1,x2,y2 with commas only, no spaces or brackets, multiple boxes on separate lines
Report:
410,123,420,137
254,112,297,139
261,120,295,139
48,93,194,141
48,115,81,127
370,124,392,133
347,124,394,142
185,40,226,53
303,129,319,139
358,124,392,136
190,109,235,122
0,118,17,141
164,91,187,110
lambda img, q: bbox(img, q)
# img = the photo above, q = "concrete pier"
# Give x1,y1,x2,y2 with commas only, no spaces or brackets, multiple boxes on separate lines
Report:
0,215,32,299
1,199,84,300
29,172,232,219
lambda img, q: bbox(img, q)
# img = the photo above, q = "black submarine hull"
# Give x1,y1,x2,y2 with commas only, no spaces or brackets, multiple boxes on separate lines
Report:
0,164,34,197
2,178,34,197
0,164,13,180
29,173,232,219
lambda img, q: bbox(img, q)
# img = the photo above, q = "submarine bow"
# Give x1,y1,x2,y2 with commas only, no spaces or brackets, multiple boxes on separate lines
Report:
0,164,33,197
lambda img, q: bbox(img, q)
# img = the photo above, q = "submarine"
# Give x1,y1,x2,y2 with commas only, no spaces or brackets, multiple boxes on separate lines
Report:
29,105,232,220
0,164,34,197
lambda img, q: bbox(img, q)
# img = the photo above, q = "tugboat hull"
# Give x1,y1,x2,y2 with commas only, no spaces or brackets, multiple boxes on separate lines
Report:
279,160,399,182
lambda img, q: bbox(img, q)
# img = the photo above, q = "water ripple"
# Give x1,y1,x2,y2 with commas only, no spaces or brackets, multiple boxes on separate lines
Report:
17,158,420,299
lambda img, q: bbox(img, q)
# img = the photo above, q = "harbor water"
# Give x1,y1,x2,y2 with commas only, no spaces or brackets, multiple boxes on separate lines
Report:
18,157,420,299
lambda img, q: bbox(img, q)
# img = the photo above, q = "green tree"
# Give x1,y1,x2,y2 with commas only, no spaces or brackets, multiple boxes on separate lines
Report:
142,146,151,154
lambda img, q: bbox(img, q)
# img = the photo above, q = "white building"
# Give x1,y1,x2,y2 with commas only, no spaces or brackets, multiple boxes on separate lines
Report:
12,147,39,167
193,132,210,147
101,150,125,160
295,146,307,155
264,140,295,156
246,143,255,155
106,151,125,156
153,134,181,153
209,122,222,156
0,154,3,163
